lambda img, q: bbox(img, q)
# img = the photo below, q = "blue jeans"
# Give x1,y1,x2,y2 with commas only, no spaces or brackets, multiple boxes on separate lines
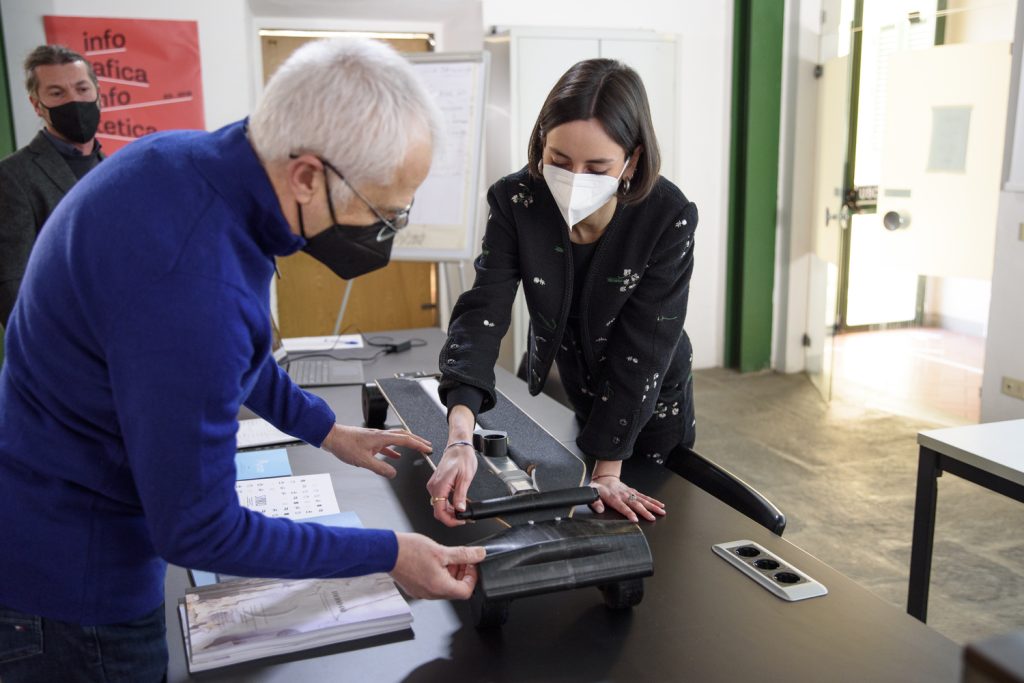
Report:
0,603,167,682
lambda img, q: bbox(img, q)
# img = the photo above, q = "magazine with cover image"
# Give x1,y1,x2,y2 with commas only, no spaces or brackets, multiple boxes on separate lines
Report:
180,573,412,672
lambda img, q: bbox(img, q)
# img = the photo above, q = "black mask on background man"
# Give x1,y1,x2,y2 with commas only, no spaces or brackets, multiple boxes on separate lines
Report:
41,98,101,144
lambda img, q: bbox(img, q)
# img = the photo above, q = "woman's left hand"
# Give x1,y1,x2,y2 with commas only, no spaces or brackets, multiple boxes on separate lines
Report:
589,475,666,522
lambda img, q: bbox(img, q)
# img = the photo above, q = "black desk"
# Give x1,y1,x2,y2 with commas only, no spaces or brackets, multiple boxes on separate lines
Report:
166,328,959,682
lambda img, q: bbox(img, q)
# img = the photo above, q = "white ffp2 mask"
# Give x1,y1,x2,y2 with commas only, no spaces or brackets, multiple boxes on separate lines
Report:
542,158,629,230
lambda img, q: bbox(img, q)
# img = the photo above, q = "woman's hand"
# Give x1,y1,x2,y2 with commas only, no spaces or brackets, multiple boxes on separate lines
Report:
589,472,666,522
427,405,478,527
321,424,431,479
426,443,478,526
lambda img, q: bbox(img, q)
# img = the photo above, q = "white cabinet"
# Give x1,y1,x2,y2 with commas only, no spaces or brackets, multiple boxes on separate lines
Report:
483,27,681,371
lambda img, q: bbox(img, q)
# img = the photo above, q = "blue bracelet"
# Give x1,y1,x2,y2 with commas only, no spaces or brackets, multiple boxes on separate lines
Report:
444,440,474,452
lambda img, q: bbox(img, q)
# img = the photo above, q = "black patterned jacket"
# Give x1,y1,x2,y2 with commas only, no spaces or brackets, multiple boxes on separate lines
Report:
439,166,697,461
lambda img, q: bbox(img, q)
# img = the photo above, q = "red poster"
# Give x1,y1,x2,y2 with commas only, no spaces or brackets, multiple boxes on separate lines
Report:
43,16,205,155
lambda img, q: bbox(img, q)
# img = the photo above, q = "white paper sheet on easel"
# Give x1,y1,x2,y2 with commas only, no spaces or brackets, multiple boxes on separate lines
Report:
235,473,340,519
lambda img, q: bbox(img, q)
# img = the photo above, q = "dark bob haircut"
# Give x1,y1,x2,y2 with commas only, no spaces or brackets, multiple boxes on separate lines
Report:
527,58,661,205
24,44,97,97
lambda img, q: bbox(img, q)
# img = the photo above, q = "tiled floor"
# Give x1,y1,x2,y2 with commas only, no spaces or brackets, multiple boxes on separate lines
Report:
831,328,985,426
694,365,1024,646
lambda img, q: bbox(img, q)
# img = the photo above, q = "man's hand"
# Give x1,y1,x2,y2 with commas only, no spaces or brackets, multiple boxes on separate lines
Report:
321,424,431,479
390,532,486,600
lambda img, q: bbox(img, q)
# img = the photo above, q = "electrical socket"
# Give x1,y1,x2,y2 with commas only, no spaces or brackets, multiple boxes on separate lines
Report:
1002,377,1024,401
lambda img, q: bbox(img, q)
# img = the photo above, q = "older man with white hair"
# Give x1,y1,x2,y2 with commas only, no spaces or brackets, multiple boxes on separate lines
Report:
0,38,484,681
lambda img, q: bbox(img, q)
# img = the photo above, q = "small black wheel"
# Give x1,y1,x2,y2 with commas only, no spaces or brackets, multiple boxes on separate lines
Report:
362,382,388,428
599,578,644,609
470,589,510,629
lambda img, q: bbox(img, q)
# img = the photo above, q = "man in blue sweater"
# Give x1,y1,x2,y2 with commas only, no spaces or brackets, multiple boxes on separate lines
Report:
0,38,484,680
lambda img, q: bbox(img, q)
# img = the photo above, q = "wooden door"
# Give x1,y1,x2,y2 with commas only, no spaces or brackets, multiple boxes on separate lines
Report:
260,32,439,335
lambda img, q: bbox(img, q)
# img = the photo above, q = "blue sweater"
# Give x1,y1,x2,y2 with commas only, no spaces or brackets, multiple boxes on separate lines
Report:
0,120,399,625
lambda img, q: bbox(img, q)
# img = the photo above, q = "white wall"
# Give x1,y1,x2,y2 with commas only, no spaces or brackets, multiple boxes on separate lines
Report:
2,0,255,147
923,276,991,337
981,1,1024,422
921,0,1015,342
946,0,1017,45
481,0,733,370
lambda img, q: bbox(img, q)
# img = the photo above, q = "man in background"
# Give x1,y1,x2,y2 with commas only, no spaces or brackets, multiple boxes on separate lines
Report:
0,44,103,328
0,38,483,681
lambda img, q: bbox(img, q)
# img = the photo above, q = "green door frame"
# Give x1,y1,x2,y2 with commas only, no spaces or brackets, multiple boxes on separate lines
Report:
725,0,784,372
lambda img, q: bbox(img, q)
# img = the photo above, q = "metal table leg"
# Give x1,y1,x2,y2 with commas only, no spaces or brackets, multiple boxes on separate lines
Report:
907,445,940,622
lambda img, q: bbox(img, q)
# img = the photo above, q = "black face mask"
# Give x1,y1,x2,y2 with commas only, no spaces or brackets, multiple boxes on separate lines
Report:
41,98,100,144
297,188,394,281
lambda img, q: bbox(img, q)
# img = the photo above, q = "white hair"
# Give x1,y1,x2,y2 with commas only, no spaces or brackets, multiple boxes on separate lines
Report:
249,38,443,203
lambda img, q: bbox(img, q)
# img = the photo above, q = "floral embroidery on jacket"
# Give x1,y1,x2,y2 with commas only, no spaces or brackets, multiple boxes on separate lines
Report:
608,269,640,292
511,183,534,207
653,399,681,419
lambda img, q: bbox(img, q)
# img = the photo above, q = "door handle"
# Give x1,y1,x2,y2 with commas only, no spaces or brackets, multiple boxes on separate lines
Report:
882,210,911,231
824,206,850,228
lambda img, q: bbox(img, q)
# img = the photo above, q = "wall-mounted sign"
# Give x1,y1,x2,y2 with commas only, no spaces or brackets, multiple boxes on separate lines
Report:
43,16,205,154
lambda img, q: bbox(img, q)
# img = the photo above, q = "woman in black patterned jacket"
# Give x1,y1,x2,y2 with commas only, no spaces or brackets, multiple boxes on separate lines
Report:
429,58,697,526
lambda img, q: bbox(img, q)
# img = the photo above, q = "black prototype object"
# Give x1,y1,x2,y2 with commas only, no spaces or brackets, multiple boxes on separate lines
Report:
362,375,653,627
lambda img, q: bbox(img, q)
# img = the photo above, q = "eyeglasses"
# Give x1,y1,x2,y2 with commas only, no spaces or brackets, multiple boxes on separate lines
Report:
319,158,414,242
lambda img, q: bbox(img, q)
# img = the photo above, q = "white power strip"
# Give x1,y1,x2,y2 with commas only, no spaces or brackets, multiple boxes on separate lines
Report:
712,540,828,602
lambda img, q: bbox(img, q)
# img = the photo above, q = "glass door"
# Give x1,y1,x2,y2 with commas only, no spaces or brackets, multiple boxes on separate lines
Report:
806,0,1009,401
806,3,856,401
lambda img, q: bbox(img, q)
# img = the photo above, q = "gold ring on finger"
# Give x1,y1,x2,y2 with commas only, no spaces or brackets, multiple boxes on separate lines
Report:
430,496,448,505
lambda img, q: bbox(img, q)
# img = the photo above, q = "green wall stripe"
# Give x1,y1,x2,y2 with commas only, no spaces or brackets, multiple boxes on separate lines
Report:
726,0,784,372
724,2,748,368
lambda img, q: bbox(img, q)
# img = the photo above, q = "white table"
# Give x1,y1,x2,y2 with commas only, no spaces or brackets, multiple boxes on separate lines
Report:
907,419,1024,621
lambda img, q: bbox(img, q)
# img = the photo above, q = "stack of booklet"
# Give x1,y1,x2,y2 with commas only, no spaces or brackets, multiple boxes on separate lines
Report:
179,573,412,672
178,455,412,672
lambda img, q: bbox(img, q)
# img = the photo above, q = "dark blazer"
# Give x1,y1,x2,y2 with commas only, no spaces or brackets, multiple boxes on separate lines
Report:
0,132,83,327
440,167,698,462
